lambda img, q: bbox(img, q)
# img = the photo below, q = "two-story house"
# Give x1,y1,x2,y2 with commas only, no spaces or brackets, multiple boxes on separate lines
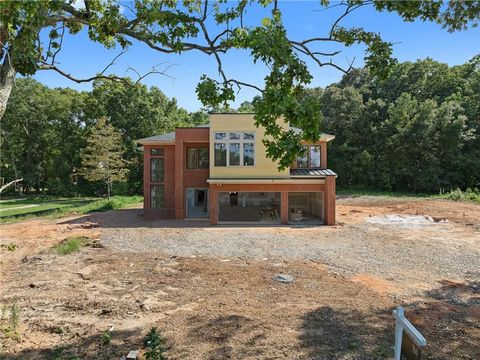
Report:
137,113,336,225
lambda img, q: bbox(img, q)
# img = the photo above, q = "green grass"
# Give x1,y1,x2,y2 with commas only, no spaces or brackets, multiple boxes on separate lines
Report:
0,195,142,223
336,188,433,198
338,187,480,204
54,236,90,255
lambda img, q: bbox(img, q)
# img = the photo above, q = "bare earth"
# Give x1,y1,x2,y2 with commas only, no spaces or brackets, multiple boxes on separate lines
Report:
0,196,479,359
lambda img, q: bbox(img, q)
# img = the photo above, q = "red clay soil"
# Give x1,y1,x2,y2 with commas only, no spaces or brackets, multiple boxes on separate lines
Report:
0,197,478,359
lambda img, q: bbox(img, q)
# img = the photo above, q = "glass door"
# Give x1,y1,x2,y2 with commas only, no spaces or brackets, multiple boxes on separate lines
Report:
186,188,209,218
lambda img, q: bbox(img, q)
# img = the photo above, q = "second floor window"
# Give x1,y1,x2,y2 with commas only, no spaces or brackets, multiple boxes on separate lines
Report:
187,147,209,169
214,132,255,167
297,145,322,168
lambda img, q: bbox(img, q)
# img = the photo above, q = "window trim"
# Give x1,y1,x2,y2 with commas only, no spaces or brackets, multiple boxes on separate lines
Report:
214,131,255,167
296,144,322,169
149,147,165,209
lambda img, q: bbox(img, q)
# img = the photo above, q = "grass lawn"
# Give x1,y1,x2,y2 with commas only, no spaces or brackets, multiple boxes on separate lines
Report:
0,195,143,222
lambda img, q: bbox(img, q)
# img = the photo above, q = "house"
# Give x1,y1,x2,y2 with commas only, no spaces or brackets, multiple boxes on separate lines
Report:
137,113,336,225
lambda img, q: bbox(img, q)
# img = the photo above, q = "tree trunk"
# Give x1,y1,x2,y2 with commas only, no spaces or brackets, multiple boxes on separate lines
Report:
0,52,16,121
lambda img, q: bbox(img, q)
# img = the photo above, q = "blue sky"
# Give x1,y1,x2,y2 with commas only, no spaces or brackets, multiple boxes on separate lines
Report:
32,1,480,112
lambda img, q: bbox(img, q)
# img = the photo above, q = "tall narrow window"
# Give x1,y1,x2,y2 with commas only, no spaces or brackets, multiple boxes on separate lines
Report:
187,148,198,169
229,143,240,166
150,158,164,182
214,131,255,167
151,185,164,208
198,148,209,168
244,143,255,166
214,143,227,166
310,145,321,168
297,145,308,168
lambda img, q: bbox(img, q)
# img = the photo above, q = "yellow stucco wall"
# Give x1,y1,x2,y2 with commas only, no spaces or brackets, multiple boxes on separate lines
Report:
209,114,289,178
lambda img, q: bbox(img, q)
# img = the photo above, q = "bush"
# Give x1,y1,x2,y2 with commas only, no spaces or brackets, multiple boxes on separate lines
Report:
143,327,167,360
439,188,480,203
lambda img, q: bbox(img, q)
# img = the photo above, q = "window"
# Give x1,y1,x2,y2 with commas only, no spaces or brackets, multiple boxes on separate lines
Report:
297,145,308,168
150,148,164,156
296,145,322,168
150,147,165,209
214,131,255,167
310,145,321,167
150,158,164,182
214,143,227,166
198,148,209,168
151,185,164,208
187,147,209,169
244,143,255,166
229,143,240,166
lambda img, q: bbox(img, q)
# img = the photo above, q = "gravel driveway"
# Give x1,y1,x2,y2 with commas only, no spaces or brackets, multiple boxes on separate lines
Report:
99,208,480,294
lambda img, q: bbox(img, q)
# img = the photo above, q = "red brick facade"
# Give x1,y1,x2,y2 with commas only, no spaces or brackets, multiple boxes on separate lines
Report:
141,127,336,225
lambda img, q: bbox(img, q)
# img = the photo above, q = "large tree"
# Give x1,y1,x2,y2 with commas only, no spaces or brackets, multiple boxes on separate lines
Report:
1,0,479,168
80,116,128,199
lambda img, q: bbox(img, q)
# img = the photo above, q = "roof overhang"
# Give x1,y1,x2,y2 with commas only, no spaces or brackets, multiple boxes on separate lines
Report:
136,140,175,145
207,178,325,185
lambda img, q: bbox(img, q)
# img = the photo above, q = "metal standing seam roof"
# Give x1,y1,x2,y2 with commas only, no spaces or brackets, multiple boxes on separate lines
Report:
290,168,337,177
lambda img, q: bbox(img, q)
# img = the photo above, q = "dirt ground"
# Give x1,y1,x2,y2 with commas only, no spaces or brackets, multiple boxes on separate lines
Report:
0,196,479,359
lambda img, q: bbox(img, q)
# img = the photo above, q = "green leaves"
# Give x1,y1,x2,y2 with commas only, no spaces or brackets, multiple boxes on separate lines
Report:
196,75,235,108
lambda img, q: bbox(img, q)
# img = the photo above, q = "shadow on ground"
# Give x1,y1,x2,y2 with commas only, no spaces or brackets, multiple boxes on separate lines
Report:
2,328,144,360
406,280,480,360
300,306,393,359
59,209,318,229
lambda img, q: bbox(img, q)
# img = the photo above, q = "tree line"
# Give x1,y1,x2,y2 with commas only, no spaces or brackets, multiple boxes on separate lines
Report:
0,78,207,196
317,56,479,193
1,56,478,197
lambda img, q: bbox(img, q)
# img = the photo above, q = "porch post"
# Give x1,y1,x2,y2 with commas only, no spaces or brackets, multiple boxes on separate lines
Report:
324,175,336,225
174,138,184,219
281,191,289,224
209,185,218,225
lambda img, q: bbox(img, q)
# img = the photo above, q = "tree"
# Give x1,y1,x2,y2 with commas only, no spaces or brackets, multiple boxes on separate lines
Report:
1,0,479,167
80,117,128,199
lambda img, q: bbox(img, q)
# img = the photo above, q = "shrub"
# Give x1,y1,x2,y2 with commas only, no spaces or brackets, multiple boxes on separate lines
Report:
143,327,167,360
439,188,480,203
100,329,112,345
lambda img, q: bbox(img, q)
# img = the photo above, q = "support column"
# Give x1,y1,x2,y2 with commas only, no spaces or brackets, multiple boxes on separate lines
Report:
209,185,218,225
174,139,184,219
143,145,151,211
324,175,336,225
280,191,289,224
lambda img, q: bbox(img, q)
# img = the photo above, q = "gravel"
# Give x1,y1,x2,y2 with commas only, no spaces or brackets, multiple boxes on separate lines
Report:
100,210,480,293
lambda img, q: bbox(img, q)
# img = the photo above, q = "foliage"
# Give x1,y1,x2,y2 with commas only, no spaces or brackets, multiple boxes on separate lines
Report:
80,117,128,199
0,243,17,252
1,301,20,341
438,188,480,203
318,57,480,193
0,196,142,223
1,78,203,196
2,0,479,166
54,236,90,255
143,327,167,360
99,329,112,346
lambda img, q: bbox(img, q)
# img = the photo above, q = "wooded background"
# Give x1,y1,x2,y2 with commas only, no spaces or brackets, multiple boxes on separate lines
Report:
1,56,478,196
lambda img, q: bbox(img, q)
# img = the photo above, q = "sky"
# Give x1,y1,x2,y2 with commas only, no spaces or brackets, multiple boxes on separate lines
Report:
32,1,480,112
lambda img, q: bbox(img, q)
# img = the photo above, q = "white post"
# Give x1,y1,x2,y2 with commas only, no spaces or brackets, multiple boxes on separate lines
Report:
393,306,426,360
394,306,404,360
